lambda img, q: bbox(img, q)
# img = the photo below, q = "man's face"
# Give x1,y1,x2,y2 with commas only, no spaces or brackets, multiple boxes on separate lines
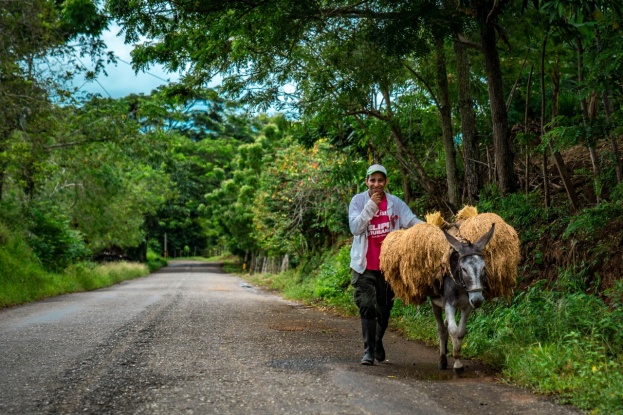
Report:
365,172,387,195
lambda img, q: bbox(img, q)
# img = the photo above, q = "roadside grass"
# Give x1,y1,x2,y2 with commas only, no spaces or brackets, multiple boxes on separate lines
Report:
464,281,623,414
0,260,151,309
0,227,156,309
245,245,358,315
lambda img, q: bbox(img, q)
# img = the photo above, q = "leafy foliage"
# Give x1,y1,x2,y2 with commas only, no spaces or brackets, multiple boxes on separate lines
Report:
563,201,623,241
252,139,357,257
312,244,352,301
465,282,623,412
26,204,90,271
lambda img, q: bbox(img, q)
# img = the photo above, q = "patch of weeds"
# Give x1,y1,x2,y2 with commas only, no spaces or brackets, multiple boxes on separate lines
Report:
563,201,623,242
463,279,623,414
477,189,549,244
390,300,438,345
553,263,595,293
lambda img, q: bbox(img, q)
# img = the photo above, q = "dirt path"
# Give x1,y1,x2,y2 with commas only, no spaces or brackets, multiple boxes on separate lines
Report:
0,261,581,414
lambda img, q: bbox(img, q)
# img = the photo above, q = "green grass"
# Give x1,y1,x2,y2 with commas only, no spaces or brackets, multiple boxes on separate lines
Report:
462,282,623,414
0,260,151,308
390,300,438,345
0,225,153,308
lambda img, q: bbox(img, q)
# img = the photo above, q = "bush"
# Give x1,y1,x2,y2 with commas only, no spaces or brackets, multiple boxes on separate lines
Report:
146,248,167,272
0,221,52,307
312,245,351,301
25,205,90,271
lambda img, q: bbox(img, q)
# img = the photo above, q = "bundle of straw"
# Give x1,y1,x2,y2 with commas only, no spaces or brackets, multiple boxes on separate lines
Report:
380,223,449,305
380,205,519,304
458,212,520,299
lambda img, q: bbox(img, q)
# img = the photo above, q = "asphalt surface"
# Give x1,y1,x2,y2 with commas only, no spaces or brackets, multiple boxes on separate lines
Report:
0,260,582,414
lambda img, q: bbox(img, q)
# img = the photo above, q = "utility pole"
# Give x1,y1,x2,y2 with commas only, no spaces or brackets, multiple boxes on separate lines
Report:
164,233,168,258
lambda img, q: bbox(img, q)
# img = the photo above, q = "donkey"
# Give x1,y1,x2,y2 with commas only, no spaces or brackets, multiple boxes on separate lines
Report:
430,223,495,373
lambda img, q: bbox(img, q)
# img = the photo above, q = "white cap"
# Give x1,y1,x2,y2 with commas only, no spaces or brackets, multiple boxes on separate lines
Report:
366,164,387,177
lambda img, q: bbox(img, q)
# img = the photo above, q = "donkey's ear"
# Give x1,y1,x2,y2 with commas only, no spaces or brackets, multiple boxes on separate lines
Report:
474,223,495,251
443,229,463,252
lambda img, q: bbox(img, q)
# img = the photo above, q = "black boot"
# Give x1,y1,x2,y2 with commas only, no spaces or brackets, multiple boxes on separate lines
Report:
360,318,376,365
375,322,387,362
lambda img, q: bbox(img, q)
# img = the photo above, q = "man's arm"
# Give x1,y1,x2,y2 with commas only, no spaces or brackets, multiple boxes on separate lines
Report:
349,194,378,236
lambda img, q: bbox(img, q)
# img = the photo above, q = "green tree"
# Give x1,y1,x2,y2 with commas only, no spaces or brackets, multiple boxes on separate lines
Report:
0,0,109,198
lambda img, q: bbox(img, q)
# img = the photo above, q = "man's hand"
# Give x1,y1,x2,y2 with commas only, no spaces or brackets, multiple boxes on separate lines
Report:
371,191,383,205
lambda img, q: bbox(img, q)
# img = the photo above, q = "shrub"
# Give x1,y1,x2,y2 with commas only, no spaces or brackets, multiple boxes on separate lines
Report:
312,244,351,300
146,248,167,271
25,205,90,271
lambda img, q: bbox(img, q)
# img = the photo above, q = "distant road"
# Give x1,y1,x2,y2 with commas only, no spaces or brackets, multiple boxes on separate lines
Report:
0,260,579,414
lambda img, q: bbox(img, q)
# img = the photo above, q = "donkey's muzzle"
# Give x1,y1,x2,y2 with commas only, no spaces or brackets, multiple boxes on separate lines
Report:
468,291,484,309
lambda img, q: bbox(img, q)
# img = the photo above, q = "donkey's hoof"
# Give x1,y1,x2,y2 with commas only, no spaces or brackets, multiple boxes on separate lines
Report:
438,357,448,370
453,366,465,374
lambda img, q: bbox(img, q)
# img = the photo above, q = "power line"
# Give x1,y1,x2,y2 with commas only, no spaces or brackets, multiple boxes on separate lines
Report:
115,57,171,83
93,78,112,98
73,55,112,98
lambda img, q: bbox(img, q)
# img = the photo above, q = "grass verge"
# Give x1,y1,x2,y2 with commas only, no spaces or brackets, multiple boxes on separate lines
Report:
0,260,151,309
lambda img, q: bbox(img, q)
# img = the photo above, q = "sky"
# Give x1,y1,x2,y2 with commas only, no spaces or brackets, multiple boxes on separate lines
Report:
74,23,184,99
73,23,285,114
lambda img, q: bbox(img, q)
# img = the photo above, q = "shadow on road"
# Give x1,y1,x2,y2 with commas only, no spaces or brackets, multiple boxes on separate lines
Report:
154,262,226,274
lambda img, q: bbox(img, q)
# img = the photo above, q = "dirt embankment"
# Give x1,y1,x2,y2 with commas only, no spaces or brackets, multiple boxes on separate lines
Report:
509,127,623,292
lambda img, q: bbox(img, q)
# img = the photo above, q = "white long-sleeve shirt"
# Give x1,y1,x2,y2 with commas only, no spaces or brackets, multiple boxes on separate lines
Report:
348,190,423,274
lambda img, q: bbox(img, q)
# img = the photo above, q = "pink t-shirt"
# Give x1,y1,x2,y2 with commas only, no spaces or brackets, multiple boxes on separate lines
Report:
366,196,390,270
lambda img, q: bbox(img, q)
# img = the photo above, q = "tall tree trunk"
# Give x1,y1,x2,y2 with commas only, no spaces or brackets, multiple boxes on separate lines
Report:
603,89,623,183
540,37,550,207
400,165,413,204
524,65,534,199
577,38,589,121
542,36,579,211
576,38,601,201
454,36,481,205
435,36,459,211
481,24,516,194
587,91,602,201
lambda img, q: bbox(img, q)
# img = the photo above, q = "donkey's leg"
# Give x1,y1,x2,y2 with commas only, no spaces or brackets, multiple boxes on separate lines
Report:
446,303,472,373
431,300,448,370
444,302,463,372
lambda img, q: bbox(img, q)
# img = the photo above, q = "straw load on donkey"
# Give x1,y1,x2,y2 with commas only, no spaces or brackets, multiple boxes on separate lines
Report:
379,206,520,372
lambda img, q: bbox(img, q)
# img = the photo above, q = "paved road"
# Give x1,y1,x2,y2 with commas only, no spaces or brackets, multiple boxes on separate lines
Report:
0,261,581,414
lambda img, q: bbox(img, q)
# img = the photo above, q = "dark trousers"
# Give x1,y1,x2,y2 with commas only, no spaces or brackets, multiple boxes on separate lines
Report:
351,269,395,328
